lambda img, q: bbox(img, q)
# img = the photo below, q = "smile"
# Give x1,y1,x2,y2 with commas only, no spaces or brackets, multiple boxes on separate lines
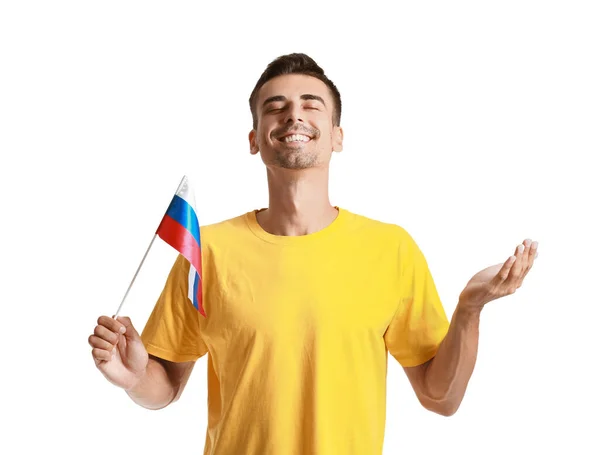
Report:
280,134,311,143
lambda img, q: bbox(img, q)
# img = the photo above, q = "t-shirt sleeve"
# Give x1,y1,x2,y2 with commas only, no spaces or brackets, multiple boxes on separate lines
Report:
140,254,208,363
384,229,450,367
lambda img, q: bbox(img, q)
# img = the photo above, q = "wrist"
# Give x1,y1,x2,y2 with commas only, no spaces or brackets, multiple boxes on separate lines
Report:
456,299,484,320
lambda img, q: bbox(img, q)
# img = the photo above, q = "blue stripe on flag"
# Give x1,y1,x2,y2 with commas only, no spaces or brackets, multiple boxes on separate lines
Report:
193,272,200,310
165,195,201,246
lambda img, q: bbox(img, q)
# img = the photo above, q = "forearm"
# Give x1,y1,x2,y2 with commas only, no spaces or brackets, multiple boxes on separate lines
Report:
125,357,178,410
422,302,481,415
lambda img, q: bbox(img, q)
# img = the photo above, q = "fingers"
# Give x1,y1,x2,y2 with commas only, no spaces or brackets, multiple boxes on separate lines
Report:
505,239,539,293
90,315,127,364
93,324,119,345
115,316,142,342
496,255,517,283
91,348,111,364
528,240,538,268
516,239,538,281
98,315,127,335
504,243,524,288
519,239,538,283
88,335,113,351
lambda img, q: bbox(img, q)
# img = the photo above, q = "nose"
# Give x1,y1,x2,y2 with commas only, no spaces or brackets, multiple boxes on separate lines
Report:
284,102,304,124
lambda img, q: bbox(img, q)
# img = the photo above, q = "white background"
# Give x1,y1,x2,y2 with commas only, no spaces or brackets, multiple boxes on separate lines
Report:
1,1,598,454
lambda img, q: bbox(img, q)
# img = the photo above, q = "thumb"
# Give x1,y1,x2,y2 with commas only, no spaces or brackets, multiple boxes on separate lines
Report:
116,316,142,341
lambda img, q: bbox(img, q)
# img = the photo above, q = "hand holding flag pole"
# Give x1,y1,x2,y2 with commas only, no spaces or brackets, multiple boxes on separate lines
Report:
113,175,205,318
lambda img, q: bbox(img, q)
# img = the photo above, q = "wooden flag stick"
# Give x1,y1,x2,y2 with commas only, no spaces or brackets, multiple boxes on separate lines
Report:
113,175,187,319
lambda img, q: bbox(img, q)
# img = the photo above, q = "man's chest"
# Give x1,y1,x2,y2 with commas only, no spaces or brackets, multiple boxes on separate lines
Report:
201,245,400,342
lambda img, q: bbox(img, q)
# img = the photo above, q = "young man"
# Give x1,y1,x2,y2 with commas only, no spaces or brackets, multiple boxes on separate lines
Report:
89,53,538,455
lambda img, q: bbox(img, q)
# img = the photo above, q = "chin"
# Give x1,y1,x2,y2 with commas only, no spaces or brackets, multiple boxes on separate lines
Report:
274,153,319,169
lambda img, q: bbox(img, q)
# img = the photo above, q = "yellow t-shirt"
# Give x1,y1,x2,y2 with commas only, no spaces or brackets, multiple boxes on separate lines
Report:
141,208,449,455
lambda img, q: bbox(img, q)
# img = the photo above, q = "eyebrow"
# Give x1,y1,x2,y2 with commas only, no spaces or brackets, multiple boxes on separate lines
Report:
262,94,326,108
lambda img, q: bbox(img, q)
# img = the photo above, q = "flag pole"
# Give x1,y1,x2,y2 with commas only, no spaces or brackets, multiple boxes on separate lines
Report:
113,175,188,319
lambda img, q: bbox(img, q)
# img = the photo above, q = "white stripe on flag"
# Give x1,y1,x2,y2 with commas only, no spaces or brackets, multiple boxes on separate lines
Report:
177,176,197,212
187,263,197,305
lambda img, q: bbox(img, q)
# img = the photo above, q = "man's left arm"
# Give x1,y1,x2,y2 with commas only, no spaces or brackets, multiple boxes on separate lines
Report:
404,238,538,416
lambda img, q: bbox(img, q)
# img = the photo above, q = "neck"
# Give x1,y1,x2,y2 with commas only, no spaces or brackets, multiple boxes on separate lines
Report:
257,166,338,236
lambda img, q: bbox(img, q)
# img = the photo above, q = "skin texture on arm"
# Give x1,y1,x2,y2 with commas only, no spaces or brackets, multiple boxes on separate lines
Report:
403,305,481,416
403,238,538,416
125,355,196,410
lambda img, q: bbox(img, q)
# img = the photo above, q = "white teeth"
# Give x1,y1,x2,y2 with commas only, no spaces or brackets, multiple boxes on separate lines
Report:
283,134,310,143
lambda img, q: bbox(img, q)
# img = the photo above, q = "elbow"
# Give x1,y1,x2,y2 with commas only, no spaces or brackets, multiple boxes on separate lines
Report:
435,402,460,417
419,396,461,417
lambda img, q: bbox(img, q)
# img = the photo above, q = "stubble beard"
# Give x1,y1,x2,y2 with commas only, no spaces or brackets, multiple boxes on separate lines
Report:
274,147,319,169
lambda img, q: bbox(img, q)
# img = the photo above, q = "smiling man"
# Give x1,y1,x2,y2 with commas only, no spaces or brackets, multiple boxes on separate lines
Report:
252,82,335,170
89,53,538,455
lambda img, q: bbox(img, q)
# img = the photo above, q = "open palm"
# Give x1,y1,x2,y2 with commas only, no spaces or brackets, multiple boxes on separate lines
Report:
459,239,538,310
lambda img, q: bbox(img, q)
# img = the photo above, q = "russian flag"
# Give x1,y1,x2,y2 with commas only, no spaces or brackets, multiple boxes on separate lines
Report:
156,176,205,316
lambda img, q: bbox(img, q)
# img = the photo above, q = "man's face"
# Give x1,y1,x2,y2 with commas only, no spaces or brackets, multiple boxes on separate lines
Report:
249,74,343,170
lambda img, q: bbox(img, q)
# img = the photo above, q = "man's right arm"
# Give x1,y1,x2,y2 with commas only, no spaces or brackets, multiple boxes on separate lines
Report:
125,355,195,410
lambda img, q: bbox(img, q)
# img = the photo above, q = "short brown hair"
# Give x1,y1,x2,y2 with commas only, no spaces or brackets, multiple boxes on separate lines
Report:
249,53,342,129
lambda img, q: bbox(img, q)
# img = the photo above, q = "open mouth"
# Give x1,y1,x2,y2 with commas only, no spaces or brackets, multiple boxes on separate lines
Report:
278,133,312,144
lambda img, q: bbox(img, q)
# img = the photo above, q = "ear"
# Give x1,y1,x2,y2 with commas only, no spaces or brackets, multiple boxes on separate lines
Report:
332,126,344,153
249,130,259,155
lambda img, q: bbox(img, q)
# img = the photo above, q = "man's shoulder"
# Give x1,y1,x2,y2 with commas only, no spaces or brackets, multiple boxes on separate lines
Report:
343,208,412,241
200,211,251,236
344,209,423,261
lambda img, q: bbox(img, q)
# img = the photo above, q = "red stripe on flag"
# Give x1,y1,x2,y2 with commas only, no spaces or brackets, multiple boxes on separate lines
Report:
156,215,203,275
